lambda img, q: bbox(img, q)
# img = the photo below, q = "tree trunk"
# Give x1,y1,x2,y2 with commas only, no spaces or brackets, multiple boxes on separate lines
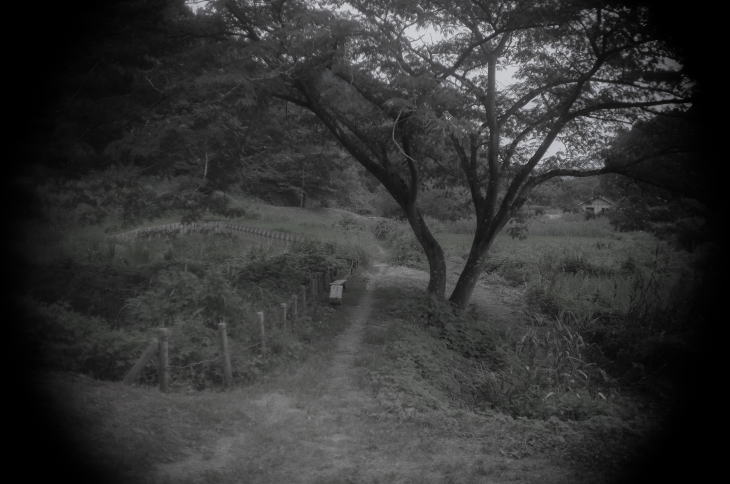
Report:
405,203,446,298
449,231,496,309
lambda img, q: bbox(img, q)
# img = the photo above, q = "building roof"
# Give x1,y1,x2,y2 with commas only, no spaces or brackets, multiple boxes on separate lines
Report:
579,196,615,206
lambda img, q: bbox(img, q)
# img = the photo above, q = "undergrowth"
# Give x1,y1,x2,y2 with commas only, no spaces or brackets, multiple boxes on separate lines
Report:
23,233,367,390
360,284,667,478
364,288,625,421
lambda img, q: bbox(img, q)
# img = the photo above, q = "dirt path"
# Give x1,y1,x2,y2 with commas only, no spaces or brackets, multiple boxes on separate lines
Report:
154,265,383,483
151,263,575,484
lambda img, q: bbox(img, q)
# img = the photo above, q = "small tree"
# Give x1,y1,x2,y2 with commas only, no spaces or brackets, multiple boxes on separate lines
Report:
214,0,693,308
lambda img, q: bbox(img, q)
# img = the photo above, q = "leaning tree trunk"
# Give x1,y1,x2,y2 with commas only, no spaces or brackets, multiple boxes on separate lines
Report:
405,203,446,298
449,244,487,309
448,223,501,309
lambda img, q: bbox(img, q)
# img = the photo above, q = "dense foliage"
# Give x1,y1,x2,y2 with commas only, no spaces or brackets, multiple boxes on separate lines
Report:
22,210,368,389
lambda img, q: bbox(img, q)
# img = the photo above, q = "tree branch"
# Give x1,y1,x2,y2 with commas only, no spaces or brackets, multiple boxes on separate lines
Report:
568,98,693,119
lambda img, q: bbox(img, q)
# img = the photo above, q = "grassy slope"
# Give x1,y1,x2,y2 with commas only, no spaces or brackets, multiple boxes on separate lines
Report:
31,270,587,484
22,201,700,483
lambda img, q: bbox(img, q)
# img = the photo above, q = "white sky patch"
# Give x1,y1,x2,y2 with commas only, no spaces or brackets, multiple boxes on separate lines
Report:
186,1,207,13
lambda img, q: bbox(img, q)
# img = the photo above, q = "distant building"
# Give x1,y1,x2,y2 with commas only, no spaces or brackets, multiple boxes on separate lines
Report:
579,196,615,215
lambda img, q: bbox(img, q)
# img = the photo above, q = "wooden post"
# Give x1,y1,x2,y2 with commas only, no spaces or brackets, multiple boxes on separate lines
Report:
310,276,317,300
123,337,158,385
291,294,298,321
218,322,233,388
257,311,266,354
280,302,288,329
317,272,324,300
157,328,170,393
300,285,307,312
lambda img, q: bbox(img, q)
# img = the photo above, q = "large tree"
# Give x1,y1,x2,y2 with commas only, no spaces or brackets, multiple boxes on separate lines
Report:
212,0,693,307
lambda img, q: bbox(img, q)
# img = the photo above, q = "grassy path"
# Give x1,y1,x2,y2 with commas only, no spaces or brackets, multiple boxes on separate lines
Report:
153,265,383,483
32,261,590,484
139,263,576,484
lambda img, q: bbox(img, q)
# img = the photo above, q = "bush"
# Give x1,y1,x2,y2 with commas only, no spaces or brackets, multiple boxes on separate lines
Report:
335,213,366,232
371,220,425,268
388,233,425,268
524,247,700,395
560,254,615,277
372,219,399,241
369,290,616,421
484,259,529,286
26,232,365,389
525,285,563,317
24,300,148,380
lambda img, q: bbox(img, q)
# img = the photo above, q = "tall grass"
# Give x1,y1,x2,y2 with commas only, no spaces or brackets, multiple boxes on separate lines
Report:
524,213,614,237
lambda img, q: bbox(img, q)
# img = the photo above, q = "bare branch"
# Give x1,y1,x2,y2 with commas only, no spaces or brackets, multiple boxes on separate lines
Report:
568,98,692,119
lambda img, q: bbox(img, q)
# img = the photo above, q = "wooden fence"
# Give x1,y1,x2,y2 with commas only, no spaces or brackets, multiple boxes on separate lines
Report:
122,263,357,391
110,220,310,245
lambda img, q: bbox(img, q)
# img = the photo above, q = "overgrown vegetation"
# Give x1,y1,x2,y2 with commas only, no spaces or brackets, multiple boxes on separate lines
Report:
358,211,708,478
22,196,368,390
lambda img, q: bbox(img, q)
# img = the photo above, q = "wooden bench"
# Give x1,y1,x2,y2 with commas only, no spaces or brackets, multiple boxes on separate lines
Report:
329,279,347,305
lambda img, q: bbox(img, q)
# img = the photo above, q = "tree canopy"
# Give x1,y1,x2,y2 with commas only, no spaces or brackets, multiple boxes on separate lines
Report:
9,0,701,308
209,0,694,307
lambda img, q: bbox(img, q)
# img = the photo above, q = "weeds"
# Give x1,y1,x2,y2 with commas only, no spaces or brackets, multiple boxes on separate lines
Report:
26,226,366,390
480,312,616,420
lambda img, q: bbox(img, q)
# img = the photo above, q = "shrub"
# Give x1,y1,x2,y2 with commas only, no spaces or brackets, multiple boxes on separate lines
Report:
560,254,615,277
372,218,399,241
369,289,616,421
388,233,425,268
475,312,615,420
525,285,563,317
24,300,147,380
27,236,364,388
484,259,529,286
335,213,366,232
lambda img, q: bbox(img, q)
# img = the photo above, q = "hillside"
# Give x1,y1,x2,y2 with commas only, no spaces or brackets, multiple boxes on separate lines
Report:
24,262,639,484
11,190,715,483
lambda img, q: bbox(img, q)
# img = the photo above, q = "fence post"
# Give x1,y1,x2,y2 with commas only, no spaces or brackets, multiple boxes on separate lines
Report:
280,302,288,329
218,322,233,388
317,272,325,299
300,285,307,313
123,337,158,385
291,294,298,321
257,311,267,355
157,328,170,393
